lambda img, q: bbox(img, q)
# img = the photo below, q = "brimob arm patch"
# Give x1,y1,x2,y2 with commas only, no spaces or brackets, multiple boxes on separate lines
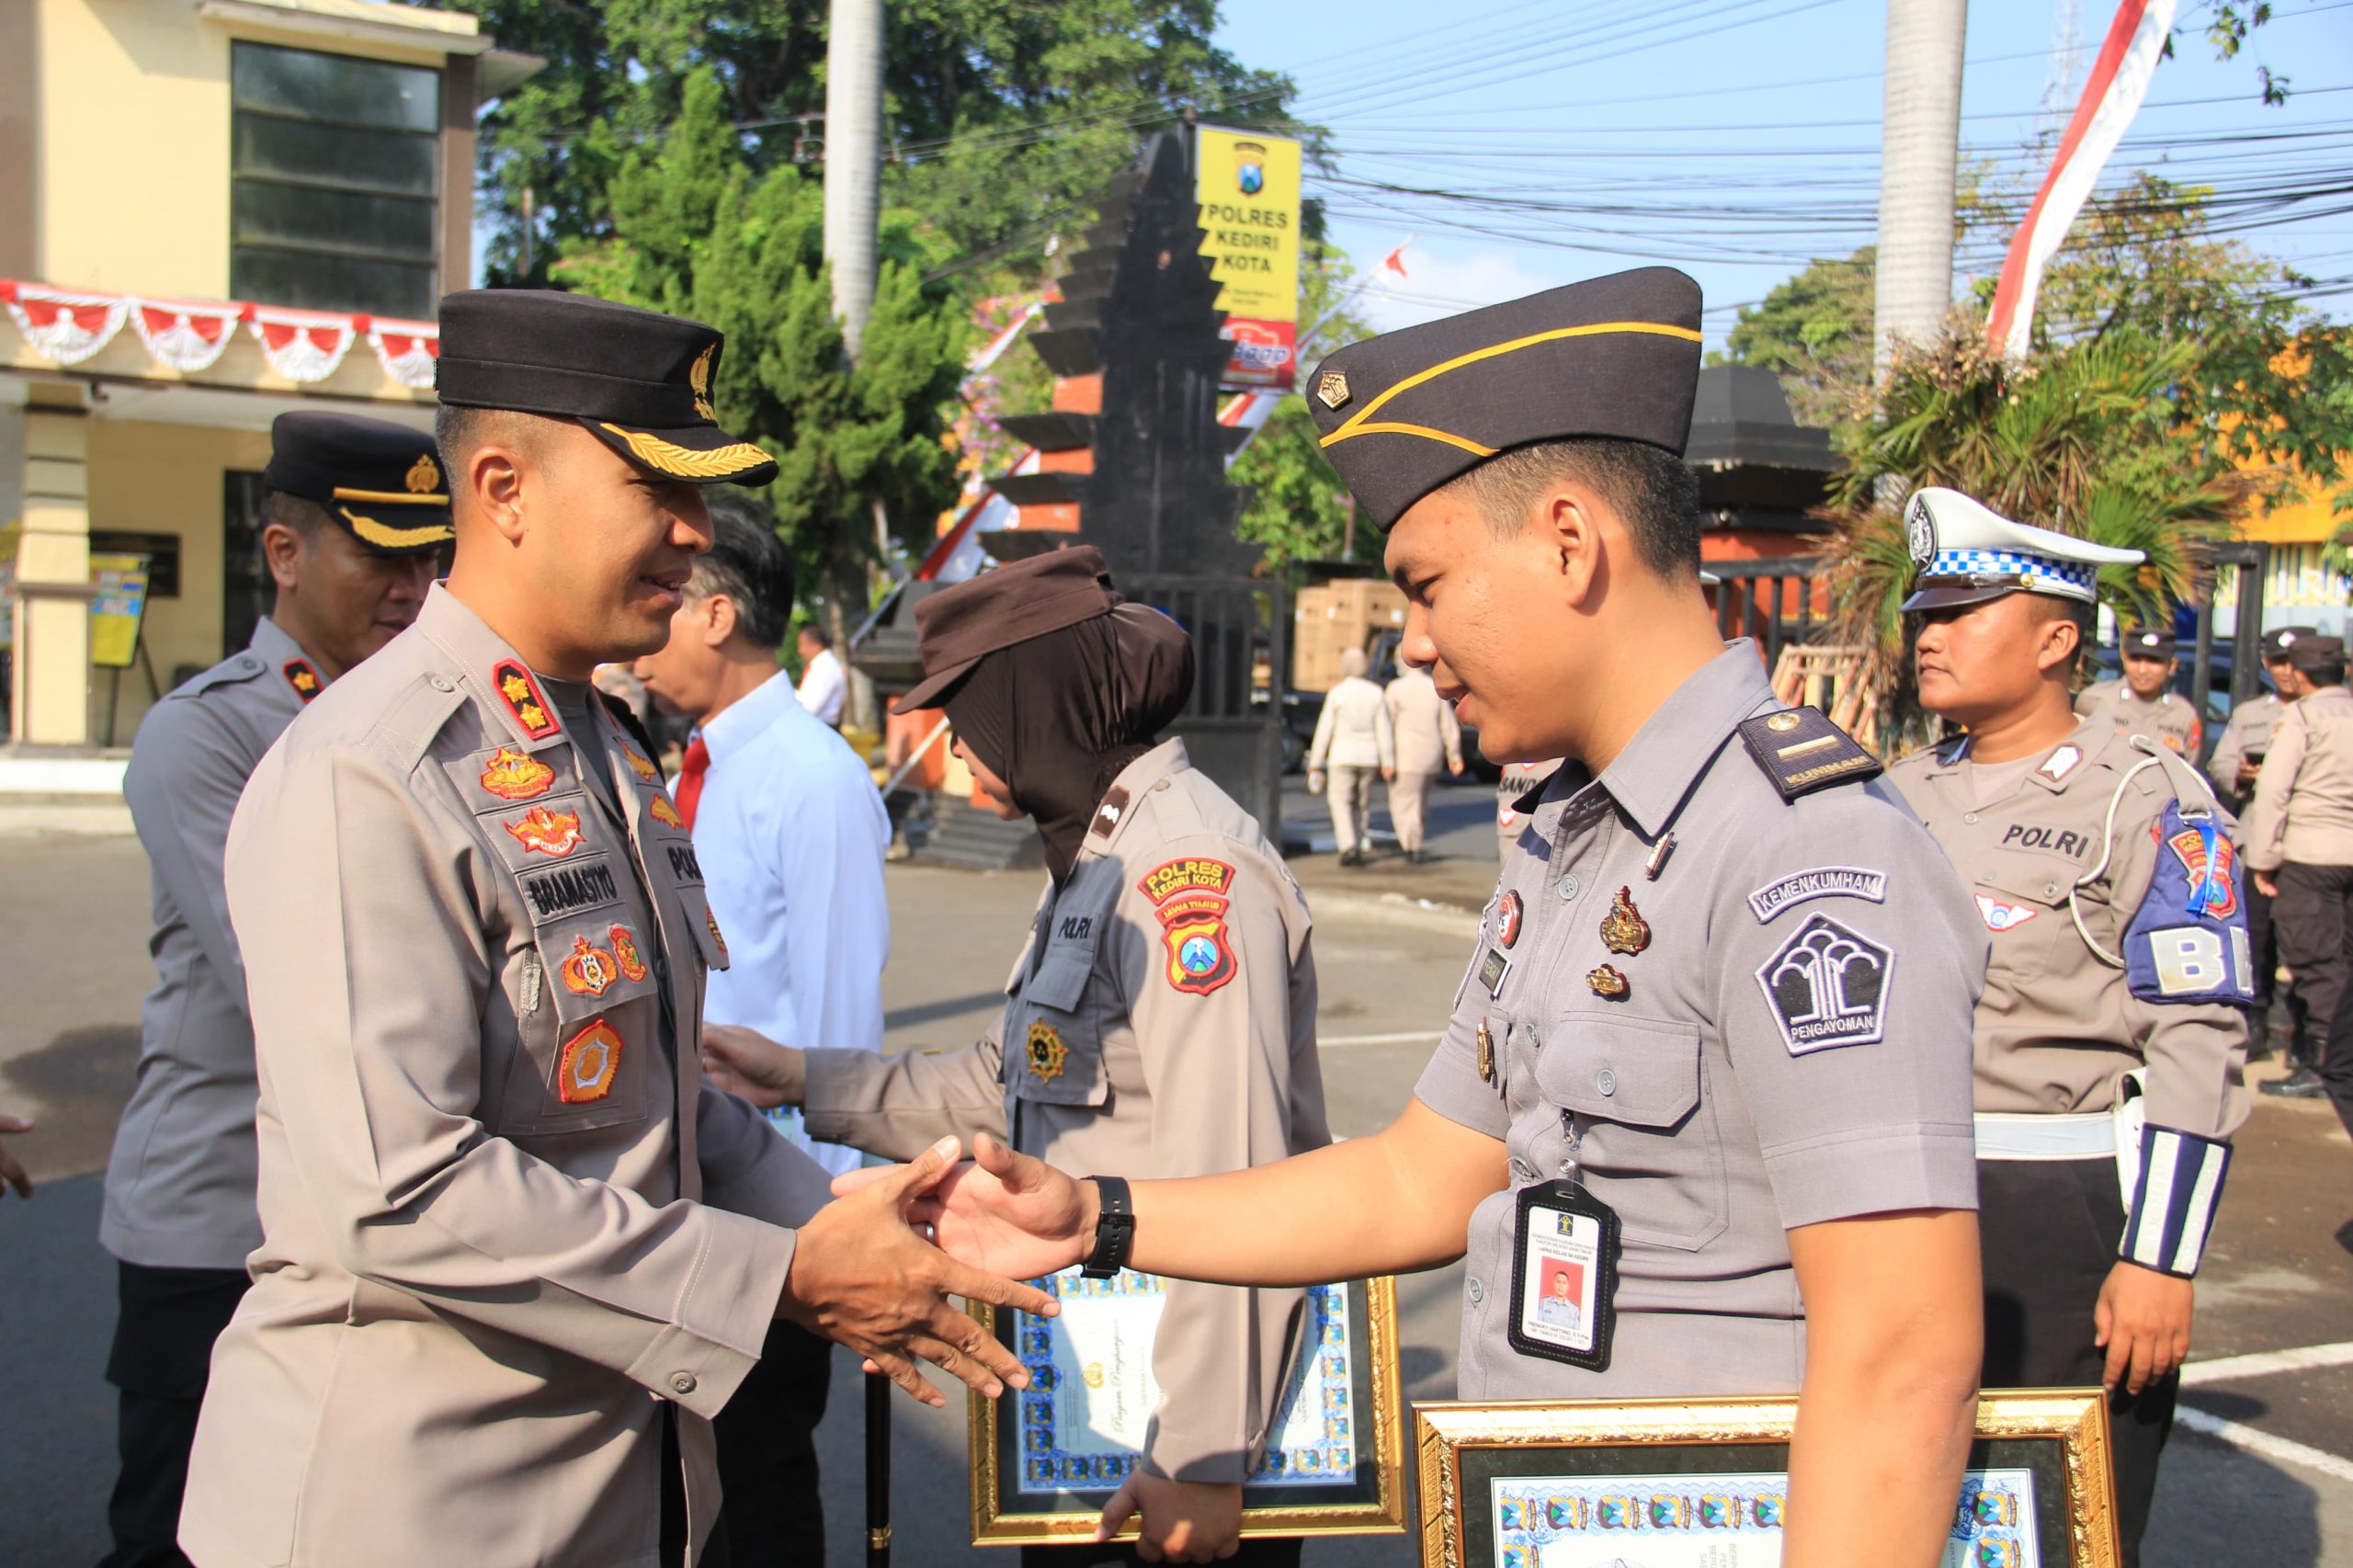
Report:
1738,707,1882,801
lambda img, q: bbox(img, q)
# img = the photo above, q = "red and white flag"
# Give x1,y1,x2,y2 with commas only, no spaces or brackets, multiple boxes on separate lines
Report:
246,304,358,383
1987,0,2178,357
2,280,129,366
131,296,244,373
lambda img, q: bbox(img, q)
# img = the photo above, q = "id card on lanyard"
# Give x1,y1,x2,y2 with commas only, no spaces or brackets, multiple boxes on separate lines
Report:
1506,1177,1621,1373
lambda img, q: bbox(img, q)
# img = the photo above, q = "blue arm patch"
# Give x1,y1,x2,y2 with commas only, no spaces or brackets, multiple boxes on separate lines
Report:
2122,801,2255,1006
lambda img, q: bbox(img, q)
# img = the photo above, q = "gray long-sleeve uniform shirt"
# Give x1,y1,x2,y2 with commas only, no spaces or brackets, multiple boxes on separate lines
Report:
106,616,325,1270
1415,644,1985,1399
804,738,1332,1483
183,585,833,1568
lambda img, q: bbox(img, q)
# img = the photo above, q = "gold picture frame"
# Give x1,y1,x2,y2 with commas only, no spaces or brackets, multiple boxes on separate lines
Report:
966,1273,1409,1544
1415,1389,2118,1566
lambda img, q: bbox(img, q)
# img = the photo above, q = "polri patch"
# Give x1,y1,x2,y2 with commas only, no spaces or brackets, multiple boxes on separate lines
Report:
1746,866,1887,924
480,744,556,801
1140,858,1241,996
493,660,559,741
609,925,649,983
648,793,685,829
282,659,324,703
560,934,620,996
1736,707,1881,801
1754,914,1893,1054
622,746,661,784
558,1019,622,1103
505,805,584,858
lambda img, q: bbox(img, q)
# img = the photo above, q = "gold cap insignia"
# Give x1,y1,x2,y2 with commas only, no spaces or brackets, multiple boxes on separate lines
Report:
405,453,440,494
689,344,717,423
1315,370,1351,411
1766,711,1802,733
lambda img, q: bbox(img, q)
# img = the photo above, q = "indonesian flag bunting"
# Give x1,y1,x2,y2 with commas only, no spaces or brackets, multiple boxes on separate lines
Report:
2,280,130,366
246,304,358,383
1218,389,1279,468
1987,0,2178,358
131,296,243,373
366,316,440,389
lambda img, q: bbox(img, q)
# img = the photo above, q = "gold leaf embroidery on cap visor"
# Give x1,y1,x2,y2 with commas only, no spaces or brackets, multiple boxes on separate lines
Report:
1318,319,1704,450
335,507,455,550
597,423,771,479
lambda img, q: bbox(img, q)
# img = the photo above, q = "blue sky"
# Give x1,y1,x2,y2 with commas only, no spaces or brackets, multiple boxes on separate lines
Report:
1211,0,2353,346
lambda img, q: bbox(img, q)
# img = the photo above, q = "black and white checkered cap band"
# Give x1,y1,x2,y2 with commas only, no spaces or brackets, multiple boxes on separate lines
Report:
2120,1124,2232,1278
1920,547,2100,598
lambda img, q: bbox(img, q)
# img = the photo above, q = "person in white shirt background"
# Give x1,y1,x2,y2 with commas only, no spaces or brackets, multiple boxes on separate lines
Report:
1305,646,1395,867
635,494,891,1565
796,620,847,727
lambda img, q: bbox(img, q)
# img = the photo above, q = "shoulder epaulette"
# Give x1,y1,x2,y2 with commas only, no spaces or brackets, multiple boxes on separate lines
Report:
1736,706,1882,801
176,651,267,700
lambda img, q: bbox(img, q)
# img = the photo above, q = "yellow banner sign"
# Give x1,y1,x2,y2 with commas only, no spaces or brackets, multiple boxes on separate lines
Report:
89,552,152,669
1194,127,1302,389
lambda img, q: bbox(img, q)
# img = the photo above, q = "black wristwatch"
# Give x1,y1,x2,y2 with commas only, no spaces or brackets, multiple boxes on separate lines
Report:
1079,1176,1135,1278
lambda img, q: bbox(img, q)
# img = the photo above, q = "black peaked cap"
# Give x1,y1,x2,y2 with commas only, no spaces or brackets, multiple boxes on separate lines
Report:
263,412,451,556
436,290,779,487
1305,266,1704,532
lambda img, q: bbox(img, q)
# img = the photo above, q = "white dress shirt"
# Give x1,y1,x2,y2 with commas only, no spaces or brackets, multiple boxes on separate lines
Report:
795,646,846,726
696,671,890,1175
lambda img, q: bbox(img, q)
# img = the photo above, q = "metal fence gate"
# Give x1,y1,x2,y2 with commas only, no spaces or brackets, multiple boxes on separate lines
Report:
1124,573,1287,835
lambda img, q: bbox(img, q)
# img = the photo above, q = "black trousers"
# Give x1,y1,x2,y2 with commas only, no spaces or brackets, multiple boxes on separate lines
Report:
100,1262,251,1568
1980,1158,2176,1568
2271,862,2353,1131
2245,871,2280,1015
710,1320,833,1567
1023,1534,1303,1567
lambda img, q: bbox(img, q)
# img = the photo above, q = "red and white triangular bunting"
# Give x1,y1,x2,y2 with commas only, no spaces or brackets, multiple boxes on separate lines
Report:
246,304,358,383
2,280,130,366
131,295,244,373
365,316,440,389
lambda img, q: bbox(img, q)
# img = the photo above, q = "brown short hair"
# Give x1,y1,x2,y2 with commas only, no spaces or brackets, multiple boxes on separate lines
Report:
1448,437,1701,580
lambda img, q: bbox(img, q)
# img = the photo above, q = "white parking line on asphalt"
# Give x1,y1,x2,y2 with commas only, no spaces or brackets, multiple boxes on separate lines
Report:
2175,1406,2353,1484
1319,1030,1445,1049
2181,1341,2353,1386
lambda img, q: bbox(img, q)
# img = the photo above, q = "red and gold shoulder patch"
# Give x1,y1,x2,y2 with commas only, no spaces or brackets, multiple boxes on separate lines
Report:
622,746,661,785
610,925,649,983
706,910,730,965
480,745,556,802
1139,858,1240,996
505,805,584,858
558,1019,622,1103
283,660,324,702
648,793,685,830
560,934,620,997
493,660,559,740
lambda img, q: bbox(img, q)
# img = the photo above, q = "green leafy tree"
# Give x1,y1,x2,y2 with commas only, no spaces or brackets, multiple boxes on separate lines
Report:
555,69,969,672
1712,247,1877,434
1230,242,1377,569
450,0,1304,289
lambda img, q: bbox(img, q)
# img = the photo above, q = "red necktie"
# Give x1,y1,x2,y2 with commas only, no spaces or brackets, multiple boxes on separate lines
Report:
676,736,710,831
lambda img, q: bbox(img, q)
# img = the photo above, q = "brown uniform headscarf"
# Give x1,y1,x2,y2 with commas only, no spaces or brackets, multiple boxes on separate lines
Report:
943,602,1195,881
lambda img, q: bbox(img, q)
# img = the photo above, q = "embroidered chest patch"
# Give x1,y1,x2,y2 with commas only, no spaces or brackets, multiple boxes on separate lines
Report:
1975,895,2041,933
1026,1020,1069,1082
1754,914,1894,1054
480,745,556,802
558,1020,622,1103
1138,858,1240,995
505,805,584,858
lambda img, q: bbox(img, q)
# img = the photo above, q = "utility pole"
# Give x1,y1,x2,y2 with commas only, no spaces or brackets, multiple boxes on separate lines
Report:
822,0,886,733
823,0,883,358
1873,0,1968,377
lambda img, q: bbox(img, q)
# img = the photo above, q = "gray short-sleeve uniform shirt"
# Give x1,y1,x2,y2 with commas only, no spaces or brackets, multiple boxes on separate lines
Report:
1415,644,1986,1399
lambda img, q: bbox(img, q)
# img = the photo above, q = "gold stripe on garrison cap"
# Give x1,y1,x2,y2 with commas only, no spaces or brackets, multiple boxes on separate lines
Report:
597,425,774,481
333,486,450,507
1319,319,1704,450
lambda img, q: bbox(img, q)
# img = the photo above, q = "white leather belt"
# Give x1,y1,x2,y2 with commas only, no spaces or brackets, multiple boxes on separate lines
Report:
1973,1111,2118,1160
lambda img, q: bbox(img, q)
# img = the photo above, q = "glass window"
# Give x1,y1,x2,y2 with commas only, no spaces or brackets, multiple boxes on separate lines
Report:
230,42,440,321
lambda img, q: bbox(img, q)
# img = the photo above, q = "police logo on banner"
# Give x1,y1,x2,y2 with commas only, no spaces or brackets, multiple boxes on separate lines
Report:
1755,914,1893,1054
2124,801,2254,1005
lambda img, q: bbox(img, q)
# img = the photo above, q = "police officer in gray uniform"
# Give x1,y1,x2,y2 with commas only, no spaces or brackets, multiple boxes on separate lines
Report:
2207,625,2316,1060
100,414,449,1568
1890,488,2250,1567
893,270,1992,1568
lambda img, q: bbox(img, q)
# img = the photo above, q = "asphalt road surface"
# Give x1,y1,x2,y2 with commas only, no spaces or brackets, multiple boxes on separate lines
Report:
4,830,2349,1565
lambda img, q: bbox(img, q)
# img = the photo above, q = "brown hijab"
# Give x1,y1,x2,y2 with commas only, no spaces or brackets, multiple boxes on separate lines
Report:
944,603,1195,880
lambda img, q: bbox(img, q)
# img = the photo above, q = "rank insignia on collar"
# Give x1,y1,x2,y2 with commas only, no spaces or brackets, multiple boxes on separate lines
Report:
1599,886,1650,956
706,910,729,965
560,934,620,997
558,1019,622,1103
1026,1020,1069,1082
493,659,559,741
1586,964,1631,1001
1091,786,1131,838
1496,891,1524,949
648,793,685,829
505,805,584,858
622,746,661,785
480,745,557,801
609,925,650,983
282,660,323,702
2038,744,2083,783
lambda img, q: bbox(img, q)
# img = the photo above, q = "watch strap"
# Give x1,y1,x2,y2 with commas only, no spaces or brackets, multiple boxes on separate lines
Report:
1081,1175,1135,1278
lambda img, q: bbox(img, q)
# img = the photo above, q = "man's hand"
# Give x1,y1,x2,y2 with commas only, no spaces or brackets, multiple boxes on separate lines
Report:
1097,1473,1244,1563
1448,758,1465,776
700,1025,805,1109
1381,765,1396,782
0,1115,32,1200
1304,769,1324,794
840,1132,1097,1283
2236,760,2260,791
780,1136,1058,1407
2255,870,2279,899
2096,1261,2195,1394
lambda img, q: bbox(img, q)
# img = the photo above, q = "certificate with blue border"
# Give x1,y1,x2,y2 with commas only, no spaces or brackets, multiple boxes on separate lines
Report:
967,1272,1408,1543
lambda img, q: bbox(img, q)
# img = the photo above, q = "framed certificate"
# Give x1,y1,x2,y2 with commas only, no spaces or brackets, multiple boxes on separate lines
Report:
1415,1391,2118,1567
966,1271,1408,1544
